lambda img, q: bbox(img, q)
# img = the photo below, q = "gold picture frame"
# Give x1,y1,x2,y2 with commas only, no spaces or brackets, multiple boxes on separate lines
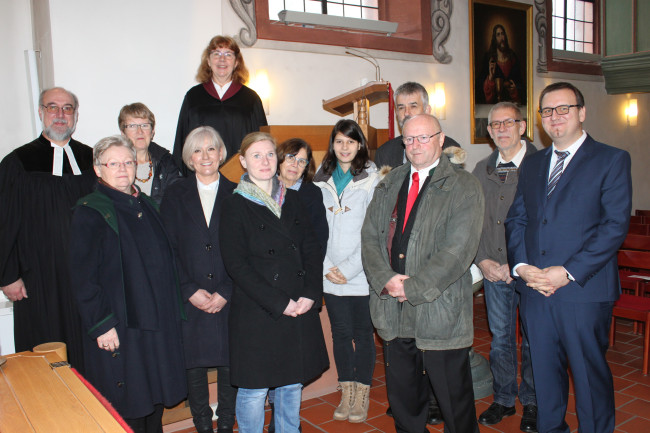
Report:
469,0,534,143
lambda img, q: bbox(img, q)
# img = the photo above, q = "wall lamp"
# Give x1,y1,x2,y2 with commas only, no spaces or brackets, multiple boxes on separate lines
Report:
250,70,271,115
432,82,446,120
626,99,638,126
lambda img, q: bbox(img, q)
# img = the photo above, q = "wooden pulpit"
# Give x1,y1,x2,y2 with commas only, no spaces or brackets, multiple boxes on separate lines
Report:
322,80,390,152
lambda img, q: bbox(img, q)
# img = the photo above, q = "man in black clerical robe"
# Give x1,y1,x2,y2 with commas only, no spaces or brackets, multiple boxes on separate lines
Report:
0,87,95,370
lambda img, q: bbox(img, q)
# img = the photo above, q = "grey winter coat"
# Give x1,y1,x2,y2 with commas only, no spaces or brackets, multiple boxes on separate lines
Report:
361,153,484,350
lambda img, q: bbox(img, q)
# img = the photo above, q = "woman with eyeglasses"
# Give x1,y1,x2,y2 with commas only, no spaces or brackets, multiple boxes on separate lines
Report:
119,103,182,204
312,119,381,423
69,135,187,433
276,138,328,257
173,35,267,172
219,132,328,433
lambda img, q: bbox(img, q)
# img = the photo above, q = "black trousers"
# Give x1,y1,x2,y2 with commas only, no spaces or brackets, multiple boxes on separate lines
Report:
384,338,479,433
186,366,238,431
124,404,164,433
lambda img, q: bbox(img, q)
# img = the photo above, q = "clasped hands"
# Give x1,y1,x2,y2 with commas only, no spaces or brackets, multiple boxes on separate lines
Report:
517,265,570,297
189,289,228,313
325,267,347,284
384,274,410,303
283,297,315,317
478,259,513,284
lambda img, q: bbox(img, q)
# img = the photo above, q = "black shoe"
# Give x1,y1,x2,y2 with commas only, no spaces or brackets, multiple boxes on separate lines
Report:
520,404,538,433
478,402,516,425
426,403,443,425
217,429,233,433
386,406,393,417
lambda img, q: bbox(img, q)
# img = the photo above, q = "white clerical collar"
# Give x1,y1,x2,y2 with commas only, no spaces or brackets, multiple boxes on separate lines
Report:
212,80,232,99
197,176,220,191
51,141,81,176
497,140,527,168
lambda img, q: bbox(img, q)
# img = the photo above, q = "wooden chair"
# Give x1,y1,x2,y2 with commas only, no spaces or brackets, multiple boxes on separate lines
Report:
628,223,650,236
635,210,650,218
610,294,650,375
622,234,650,251
630,215,646,224
619,248,650,297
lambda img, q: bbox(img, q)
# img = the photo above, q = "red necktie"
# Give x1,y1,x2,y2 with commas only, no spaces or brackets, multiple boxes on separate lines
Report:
403,172,419,231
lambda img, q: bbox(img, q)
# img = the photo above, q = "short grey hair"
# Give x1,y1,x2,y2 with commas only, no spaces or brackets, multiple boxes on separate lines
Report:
39,87,79,109
394,82,429,107
93,135,135,166
488,101,522,122
182,126,227,171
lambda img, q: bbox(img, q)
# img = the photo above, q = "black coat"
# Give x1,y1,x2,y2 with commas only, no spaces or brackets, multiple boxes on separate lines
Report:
69,184,187,418
219,190,329,389
296,181,328,258
148,142,182,204
160,173,236,368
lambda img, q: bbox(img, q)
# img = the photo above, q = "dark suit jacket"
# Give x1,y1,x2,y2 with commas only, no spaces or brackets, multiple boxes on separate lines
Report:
374,135,462,169
160,173,236,368
505,135,632,303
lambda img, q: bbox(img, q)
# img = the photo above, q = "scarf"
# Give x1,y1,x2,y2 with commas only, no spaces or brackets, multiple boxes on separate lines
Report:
332,162,353,196
234,174,286,218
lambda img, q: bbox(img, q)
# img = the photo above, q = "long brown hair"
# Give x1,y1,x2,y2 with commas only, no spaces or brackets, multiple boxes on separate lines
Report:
196,35,249,84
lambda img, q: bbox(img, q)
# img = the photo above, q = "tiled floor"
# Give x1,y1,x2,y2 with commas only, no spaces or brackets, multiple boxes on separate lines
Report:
173,295,650,433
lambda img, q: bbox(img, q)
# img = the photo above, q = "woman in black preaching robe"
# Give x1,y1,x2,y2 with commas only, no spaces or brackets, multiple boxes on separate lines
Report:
69,135,186,432
173,35,267,172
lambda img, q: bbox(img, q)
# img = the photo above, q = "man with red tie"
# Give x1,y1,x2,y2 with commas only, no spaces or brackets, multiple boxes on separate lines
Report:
506,82,631,433
362,114,484,433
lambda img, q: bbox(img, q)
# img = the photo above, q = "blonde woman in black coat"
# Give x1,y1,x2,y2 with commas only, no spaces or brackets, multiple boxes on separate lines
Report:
219,132,328,433
160,126,237,433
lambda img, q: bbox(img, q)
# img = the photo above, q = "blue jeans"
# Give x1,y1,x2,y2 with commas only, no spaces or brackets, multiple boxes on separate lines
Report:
323,293,376,385
236,383,302,433
484,279,536,406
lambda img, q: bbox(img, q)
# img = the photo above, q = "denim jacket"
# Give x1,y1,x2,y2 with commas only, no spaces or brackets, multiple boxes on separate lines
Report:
361,153,484,350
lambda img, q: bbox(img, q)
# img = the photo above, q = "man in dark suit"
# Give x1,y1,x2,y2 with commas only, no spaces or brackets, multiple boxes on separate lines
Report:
375,82,460,170
505,82,632,433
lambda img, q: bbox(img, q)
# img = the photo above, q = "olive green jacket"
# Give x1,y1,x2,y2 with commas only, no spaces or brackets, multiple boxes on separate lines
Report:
361,154,484,350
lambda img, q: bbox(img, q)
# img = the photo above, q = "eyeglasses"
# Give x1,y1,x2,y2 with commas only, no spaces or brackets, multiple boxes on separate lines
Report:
41,104,75,115
285,154,309,168
488,118,521,130
402,131,442,146
124,123,153,131
538,104,581,118
209,50,236,60
99,160,136,170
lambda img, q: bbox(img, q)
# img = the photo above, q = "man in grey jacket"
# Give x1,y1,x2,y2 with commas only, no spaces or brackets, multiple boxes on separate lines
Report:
362,114,484,433
473,102,538,433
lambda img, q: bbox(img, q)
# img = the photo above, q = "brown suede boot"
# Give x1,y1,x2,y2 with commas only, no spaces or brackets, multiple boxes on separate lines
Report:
348,383,370,423
333,381,356,421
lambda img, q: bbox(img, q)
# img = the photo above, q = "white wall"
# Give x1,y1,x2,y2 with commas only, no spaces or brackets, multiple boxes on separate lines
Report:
2,0,649,209
0,0,36,158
